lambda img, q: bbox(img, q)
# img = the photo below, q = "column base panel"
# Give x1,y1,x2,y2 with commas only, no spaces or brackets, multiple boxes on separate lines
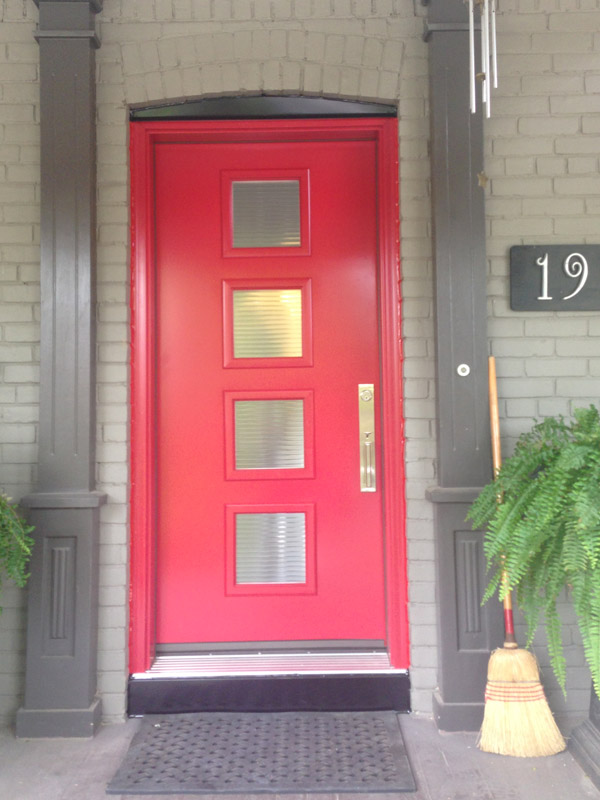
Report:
16,698,102,738
433,690,484,732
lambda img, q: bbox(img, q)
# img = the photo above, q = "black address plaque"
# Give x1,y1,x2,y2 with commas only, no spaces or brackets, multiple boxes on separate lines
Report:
510,245,600,311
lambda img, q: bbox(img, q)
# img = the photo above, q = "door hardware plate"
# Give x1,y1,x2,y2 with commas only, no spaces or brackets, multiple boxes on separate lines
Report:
358,384,376,492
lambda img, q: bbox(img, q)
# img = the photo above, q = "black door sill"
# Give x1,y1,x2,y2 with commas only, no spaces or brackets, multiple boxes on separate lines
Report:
128,673,410,715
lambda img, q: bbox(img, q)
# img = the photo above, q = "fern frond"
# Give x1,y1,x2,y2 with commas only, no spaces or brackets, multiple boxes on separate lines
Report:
0,494,35,604
545,605,567,695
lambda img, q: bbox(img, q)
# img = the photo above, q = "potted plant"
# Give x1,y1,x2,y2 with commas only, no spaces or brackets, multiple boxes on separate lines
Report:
467,405,600,697
0,493,34,610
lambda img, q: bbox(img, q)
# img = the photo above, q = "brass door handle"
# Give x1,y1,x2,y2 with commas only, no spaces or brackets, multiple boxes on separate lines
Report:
358,384,376,492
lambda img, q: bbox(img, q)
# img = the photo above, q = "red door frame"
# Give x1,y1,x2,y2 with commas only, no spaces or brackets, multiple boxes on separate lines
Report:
129,117,408,674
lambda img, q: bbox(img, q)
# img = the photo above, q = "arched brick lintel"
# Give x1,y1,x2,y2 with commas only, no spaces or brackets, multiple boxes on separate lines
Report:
119,36,406,109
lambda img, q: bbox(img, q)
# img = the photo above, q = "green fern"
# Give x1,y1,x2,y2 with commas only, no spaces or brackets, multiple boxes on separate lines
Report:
0,493,34,608
467,405,600,696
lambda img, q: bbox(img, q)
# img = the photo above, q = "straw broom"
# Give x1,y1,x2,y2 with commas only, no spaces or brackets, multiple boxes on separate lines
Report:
478,356,565,757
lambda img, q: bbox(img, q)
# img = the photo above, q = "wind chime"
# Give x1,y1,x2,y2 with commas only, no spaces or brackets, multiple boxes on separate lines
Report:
468,0,498,117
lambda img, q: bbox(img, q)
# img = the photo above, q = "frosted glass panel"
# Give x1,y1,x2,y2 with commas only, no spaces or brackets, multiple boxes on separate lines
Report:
235,399,304,470
233,289,303,359
236,513,306,584
232,180,301,248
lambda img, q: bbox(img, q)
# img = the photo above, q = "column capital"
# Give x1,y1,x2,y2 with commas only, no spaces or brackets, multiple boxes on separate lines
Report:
34,0,102,47
423,0,479,41
33,0,102,12
423,0,469,24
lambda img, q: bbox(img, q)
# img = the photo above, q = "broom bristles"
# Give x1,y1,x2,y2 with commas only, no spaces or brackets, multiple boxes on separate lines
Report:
478,647,566,757
487,645,539,682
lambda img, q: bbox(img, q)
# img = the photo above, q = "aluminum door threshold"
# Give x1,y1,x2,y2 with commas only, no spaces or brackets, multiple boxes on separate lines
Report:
132,651,405,679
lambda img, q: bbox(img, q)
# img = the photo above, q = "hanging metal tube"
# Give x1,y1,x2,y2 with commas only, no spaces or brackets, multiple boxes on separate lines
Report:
491,0,498,89
470,0,500,117
483,0,491,117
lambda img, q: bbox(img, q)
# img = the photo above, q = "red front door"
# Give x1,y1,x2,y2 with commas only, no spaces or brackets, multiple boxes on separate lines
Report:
150,123,392,648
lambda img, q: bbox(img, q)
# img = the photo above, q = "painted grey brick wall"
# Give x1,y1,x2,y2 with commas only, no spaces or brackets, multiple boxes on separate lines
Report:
0,0,39,728
487,1,600,724
95,0,600,724
95,0,434,723
0,0,598,728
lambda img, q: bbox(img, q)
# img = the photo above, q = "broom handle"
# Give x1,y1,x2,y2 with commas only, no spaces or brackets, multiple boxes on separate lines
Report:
488,356,518,648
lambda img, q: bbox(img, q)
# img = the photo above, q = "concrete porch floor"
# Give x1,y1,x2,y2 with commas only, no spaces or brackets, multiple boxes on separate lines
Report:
0,713,598,800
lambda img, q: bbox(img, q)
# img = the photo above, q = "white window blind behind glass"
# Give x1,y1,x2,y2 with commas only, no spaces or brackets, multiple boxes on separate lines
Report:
232,289,303,359
232,180,301,248
235,512,307,584
234,399,305,470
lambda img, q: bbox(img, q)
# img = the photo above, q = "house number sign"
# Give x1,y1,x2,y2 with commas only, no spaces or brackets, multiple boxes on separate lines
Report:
510,245,600,311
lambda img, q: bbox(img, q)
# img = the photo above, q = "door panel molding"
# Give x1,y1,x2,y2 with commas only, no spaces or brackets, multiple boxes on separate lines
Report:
129,117,407,673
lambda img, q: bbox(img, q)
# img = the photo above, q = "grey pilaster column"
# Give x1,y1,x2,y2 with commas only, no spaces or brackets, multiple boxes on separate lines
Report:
423,0,503,731
16,0,105,738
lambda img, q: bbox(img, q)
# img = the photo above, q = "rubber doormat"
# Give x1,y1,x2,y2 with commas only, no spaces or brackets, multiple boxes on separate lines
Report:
107,711,416,794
